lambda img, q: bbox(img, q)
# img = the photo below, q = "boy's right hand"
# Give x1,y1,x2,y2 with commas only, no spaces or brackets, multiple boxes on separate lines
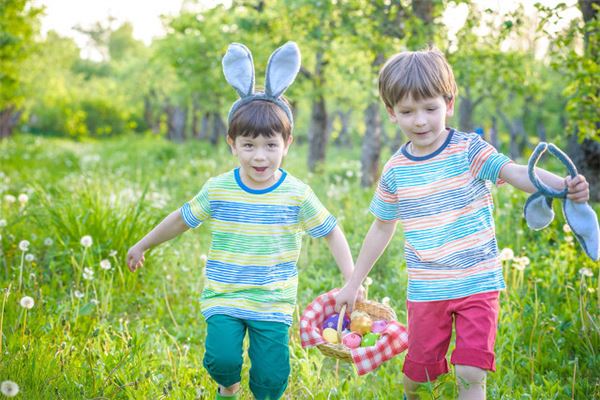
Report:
335,282,361,313
127,244,146,272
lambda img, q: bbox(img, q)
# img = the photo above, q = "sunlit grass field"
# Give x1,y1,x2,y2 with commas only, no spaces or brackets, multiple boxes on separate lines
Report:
0,133,598,399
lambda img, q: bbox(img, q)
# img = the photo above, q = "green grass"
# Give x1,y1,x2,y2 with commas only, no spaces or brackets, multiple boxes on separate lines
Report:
0,133,598,399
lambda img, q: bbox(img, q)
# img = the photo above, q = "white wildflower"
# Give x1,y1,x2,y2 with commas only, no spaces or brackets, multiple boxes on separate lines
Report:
200,254,208,263
109,250,117,257
499,248,514,261
0,380,19,397
100,259,111,270
90,298,99,305
3,194,16,204
83,267,94,281
579,268,593,278
74,290,84,299
345,170,354,178
565,236,574,244
518,256,530,267
44,237,53,246
364,277,373,287
19,296,34,309
80,235,93,248
25,253,35,262
18,193,28,204
563,224,572,234
18,240,30,251
381,296,390,306
0,219,6,227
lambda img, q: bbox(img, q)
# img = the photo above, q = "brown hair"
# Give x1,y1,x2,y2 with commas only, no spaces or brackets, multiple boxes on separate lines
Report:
227,99,292,141
378,47,457,109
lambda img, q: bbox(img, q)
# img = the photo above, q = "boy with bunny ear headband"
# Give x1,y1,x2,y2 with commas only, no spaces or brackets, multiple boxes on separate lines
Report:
126,41,355,400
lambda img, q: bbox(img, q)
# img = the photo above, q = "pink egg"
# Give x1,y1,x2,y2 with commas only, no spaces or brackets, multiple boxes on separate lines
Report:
342,332,362,349
371,320,388,334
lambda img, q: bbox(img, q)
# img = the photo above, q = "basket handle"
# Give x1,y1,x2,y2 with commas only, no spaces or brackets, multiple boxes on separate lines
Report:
336,304,347,341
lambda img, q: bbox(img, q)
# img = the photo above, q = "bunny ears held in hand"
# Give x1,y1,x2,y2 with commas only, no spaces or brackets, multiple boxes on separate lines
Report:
222,41,301,126
524,142,599,260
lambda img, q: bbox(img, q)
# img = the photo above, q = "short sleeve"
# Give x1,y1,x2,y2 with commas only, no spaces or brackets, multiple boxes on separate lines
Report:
180,181,211,228
299,187,337,238
467,135,511,184
369,161,400,221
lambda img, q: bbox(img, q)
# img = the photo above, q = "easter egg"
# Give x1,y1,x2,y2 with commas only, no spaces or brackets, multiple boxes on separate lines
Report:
322,328,339,344
350,315,372,335
371,320,388,334
361,332,380,347
322,313,350,331
342,332,362,349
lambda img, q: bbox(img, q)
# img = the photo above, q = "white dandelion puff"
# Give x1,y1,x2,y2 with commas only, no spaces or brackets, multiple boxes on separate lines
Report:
80,235,93,248
74,290,84,299
563,224,572,234
18,193,28,204
100,259,111,270
18,240,30,251
200,254,208,263
44,237,53,246
364,277,373,287
109,250,117,257
0,219,6,227
90,298,99,305
0,380,19,397
565,236,574,244
3,194,16,204
499,248,514,261
25,253,35,262
579,268,593,278
19,296,34,309
381,296,390,306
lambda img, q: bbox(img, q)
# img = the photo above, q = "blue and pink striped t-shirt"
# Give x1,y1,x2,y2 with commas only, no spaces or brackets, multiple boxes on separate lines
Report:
370,129,512,302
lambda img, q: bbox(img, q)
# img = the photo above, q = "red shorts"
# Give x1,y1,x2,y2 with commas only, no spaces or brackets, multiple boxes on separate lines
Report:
402,291,500,382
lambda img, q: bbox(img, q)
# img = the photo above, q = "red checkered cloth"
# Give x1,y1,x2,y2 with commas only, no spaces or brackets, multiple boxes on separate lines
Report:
299,289,408,375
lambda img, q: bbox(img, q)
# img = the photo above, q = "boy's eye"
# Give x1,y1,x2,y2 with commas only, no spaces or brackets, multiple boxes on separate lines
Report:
267,143,279,148
427,108,438,112
242,143,253,148
400,110,411,115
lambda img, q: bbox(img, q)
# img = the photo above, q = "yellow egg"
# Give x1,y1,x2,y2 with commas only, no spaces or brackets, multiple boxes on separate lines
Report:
350,315,373,335
322,328,339,344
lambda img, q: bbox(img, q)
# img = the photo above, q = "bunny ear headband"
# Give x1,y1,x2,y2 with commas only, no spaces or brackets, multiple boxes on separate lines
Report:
524,142,599,260
222,41,301,126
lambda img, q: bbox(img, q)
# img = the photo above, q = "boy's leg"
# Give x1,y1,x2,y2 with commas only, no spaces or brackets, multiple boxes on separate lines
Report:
402,299,454,389
203,315,246,397
450,291,500,400
403,374,422,400
246,319,290,400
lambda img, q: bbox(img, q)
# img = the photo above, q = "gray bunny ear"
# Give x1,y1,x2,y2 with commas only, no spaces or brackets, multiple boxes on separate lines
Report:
265,41,301,98
222,43,255,98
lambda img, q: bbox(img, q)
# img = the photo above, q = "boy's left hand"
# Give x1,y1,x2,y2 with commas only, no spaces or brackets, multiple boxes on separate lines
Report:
566,175,590,203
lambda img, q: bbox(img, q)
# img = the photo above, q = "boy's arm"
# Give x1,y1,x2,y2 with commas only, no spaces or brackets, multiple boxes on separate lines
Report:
324,225,354,282
127,210,190,272
499,163,589,202
335,218,397,312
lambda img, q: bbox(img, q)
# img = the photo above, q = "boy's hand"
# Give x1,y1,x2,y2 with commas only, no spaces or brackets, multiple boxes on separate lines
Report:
127,244,146,272
566,175,589,203
335,282,360,313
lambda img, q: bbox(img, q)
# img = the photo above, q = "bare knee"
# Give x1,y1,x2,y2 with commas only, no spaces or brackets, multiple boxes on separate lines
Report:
403,375,422,400
455,365,486,386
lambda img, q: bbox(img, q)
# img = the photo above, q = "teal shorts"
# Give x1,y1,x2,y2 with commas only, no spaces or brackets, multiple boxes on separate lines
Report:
203,314,290,400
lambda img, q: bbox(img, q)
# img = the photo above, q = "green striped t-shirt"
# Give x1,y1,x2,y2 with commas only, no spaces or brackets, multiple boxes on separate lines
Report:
180,168,336,325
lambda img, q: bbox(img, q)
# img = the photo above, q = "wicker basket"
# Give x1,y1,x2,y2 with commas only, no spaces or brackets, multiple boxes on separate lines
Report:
316,300,397,361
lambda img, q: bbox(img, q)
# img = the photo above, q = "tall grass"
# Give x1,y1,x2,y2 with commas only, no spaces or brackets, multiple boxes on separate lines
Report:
0,133,598,399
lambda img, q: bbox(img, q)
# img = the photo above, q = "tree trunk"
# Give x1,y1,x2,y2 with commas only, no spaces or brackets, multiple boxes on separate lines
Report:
391,126,404,154
458,94,474,133
210,112,225,146
307,50,328,171
199,112,210,140
333,110,352,148
568,136,600,201
166,104,186,142
536,119,547,142
361,101,382,187
144,90,161,134
490,116,499,150
191,95,201,139
498,110,520,160
0,106,22,139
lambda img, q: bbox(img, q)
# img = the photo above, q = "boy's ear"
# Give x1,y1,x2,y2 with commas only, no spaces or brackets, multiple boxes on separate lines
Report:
226,136,237,154
283,135,294,156
445,97,455,117
386,106,398,123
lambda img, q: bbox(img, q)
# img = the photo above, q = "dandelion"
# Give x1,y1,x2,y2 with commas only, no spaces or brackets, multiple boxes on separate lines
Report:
19,296,34,309
0,380,19,397
44,237,53,246
579,268,593,278
381,296,390,306
25,254,35,262
100,259,111,271
563,224,572,234
499,248,514,261
109,250,117,257
18,193,28,205
18,240,30,252
565,236,574,244
90,298,99,305
364,277,373,287
80,235,93,248
74,290,84,299
345,170,354,178
0,219,6,227
83,267,94,281
3,194,16,204
200,254,208,263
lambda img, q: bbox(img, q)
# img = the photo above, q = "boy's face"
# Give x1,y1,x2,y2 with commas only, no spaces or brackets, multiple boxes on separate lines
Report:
386,95,455,156
227,132,293,190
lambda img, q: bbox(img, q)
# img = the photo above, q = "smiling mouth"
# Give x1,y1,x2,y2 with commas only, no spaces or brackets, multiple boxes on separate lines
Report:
253,167,268,172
